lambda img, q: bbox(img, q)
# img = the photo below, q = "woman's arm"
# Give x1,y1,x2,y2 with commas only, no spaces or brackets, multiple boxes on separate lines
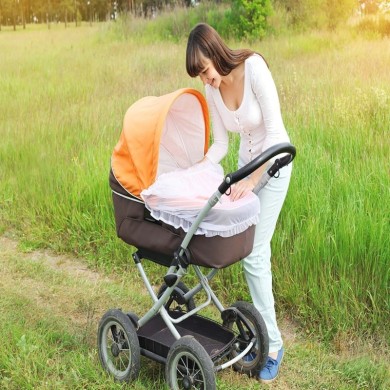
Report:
204,86,229,164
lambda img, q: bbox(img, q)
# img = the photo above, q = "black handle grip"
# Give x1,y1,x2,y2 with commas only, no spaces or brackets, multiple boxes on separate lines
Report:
218,142,296,194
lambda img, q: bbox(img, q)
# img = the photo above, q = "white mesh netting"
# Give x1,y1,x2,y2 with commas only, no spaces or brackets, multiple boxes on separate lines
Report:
141,160,260,237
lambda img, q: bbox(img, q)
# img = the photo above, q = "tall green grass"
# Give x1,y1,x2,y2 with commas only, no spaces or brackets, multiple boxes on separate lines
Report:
0,21,389,345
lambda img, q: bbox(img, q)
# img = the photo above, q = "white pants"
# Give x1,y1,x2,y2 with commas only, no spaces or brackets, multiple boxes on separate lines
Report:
243,163,292,354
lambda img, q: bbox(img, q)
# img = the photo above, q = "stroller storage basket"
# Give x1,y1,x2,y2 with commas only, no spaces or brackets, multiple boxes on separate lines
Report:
137,310,236,362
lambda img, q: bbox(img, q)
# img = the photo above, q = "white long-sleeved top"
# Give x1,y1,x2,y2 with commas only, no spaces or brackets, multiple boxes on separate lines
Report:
205,54,290,168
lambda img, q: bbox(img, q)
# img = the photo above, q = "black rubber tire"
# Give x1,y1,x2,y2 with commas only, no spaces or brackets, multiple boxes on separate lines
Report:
157,281,196,314
224,301,269,377
97,309,140,383
165,335,216,390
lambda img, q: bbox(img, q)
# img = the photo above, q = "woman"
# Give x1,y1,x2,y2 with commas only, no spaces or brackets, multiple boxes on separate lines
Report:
186,23,292,384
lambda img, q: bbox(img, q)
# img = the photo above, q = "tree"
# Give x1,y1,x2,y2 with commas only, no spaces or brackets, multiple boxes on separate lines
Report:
58,0,74,26
227,0,273,40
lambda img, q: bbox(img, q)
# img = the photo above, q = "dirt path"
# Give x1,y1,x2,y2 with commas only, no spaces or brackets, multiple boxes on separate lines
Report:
0,233,298,346
0,235,105,282
0,234,116,339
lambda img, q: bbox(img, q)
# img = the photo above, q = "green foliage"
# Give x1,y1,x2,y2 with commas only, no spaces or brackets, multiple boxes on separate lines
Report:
108,1,273,43
226,0,273,40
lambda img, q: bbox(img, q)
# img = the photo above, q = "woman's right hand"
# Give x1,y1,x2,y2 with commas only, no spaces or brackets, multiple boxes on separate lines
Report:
230,178,255,201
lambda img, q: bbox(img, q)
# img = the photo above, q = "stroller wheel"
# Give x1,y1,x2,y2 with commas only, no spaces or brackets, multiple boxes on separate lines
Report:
97,309,140,383
166,335,216,390
224,301,269,377
157,281,196,314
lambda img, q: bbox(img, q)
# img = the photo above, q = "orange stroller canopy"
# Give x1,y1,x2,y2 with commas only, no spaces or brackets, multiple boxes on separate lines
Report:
111,88,210,198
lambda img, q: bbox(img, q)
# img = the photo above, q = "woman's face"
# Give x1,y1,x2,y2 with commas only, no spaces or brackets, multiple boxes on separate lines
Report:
198,56,221,88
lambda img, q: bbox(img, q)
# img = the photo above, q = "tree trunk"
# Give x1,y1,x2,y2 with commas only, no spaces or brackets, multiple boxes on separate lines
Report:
47,0,50,29
22,0,26,29
13,0,16,31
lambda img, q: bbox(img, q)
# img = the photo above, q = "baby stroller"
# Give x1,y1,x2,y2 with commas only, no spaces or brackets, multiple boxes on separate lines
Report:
97,88,296,389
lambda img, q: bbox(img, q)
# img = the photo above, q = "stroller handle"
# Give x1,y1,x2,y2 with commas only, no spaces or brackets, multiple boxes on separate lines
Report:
218,142,296,194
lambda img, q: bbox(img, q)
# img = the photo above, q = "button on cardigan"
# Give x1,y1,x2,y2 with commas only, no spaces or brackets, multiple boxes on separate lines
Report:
204,54,290,168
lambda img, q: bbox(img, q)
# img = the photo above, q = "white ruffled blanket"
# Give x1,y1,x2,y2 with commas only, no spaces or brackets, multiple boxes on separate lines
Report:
140,160,260,237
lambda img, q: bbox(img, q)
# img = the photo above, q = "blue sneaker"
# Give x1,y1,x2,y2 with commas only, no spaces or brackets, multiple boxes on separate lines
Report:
258,347,284,383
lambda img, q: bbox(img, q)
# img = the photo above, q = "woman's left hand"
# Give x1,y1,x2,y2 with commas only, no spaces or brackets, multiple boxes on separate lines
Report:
230,178,255,201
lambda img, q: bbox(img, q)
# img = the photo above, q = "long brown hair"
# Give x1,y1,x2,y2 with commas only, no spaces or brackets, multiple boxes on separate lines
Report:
186,23,265,78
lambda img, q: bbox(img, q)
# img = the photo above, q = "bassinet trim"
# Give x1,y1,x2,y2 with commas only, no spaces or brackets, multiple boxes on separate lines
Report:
111,189,144,204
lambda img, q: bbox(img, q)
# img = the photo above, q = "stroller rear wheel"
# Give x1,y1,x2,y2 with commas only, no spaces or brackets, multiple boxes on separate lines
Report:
157,281,196,314
224,301,269,377
166,335,216,390
97,309,140,383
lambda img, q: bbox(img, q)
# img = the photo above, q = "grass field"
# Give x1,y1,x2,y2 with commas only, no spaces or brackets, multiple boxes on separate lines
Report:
1,234,389,389
0,18,389,389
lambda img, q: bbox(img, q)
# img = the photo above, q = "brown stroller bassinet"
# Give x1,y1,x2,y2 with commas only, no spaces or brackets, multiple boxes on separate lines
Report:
110,88,255,269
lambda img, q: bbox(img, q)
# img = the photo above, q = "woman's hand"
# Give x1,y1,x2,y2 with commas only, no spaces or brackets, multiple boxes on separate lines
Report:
230,163,267,201
230,178,255,201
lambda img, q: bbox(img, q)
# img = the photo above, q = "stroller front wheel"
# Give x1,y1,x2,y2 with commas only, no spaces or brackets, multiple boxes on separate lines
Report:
166,335,216,390
97,309,140,383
